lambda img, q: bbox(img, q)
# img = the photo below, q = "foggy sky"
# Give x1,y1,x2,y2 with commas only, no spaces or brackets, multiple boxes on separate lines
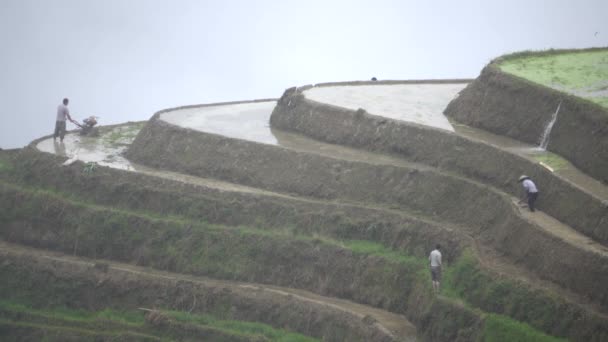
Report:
1,0,606,148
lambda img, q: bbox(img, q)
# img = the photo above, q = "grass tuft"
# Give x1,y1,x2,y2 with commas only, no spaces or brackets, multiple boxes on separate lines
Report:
483,314,568,342
101,122,146,147
167,310,317,342
532,152,569,171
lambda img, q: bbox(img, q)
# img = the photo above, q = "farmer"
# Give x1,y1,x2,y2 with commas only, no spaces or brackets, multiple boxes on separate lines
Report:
54,98,73,142
429,244,442,294
518,175,539,212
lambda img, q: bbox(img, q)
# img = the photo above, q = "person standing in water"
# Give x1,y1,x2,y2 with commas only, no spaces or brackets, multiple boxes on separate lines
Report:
429,244,442,294
54,98,73,142
518,175,539,212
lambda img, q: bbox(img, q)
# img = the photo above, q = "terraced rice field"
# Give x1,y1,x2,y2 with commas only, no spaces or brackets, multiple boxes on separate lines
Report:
499,49,608,108
3,73,608,341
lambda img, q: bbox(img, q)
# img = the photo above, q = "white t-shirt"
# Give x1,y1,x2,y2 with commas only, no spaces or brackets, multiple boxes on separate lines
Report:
429,249,442,267
56,104,70,122
522,179,538,193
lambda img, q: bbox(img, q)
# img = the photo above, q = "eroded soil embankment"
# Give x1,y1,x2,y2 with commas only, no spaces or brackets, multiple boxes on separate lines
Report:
4,151,608,341
269,86,608,246
0,185,490,341
127,118,515,231
0,243,397,342
10,148,467,261
3,182,607,342
444,64,608,184
0,180,433,319
126,118,608,311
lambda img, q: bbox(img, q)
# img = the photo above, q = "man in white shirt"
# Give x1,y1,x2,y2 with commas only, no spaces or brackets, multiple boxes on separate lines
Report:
429,244,442,294
54,98,73,142
518,175,539,212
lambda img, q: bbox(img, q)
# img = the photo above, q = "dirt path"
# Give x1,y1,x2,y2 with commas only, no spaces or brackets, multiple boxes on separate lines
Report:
0,240,418,342
513,199,608,257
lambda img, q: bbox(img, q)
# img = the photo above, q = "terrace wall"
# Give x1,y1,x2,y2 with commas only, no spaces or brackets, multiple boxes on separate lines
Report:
445,63,608,184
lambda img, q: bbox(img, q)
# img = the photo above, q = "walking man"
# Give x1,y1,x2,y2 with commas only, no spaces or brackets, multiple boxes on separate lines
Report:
54,98,73,142
518,175,539,212
429,244,442,294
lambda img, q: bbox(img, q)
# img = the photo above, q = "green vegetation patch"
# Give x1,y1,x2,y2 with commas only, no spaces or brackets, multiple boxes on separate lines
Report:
483,314,567,342
0,299,144,326
101,122,146,147
442,250,607,341
0,300,317,342
0,319,162,342
167,310,317,342
0,154,12,173
532,152,570,171
498,49,608,108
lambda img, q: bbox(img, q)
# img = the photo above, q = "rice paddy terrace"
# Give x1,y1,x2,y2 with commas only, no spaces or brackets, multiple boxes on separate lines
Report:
1,49,608,341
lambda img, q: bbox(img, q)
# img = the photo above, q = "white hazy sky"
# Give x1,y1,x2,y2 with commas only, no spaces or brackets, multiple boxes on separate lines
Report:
1,0,606,148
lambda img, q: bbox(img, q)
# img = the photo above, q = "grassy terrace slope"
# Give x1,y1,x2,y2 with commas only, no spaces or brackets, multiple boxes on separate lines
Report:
499,49,608,108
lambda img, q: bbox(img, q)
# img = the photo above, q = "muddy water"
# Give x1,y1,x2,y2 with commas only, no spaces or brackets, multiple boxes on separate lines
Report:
159,100,429,169
36,126,136,171
303,83,467,132
160,101,279,145
36,124,303,196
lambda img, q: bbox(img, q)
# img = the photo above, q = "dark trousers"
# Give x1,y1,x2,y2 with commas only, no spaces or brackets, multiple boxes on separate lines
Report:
527,192,539,212
54,121,66,141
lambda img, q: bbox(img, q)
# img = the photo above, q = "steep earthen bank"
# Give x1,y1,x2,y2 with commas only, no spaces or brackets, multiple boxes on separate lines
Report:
11,148,466,261
125,109,608,311
0,183,483,341
0,182,425,314
3,150,607,341
444,62,608,184
0,245,399,342
269,84,608,245
5,180,607,341
127,115,514,231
